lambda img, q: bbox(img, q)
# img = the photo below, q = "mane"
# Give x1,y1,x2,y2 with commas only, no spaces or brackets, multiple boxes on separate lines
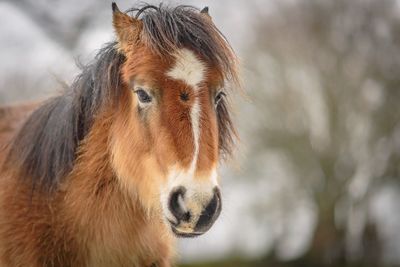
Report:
5,43,125,192
130,4,240,83
4,4,239,193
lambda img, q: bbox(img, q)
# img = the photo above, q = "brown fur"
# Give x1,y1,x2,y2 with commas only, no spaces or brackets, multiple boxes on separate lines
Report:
0,3,240,267
0,108,174,266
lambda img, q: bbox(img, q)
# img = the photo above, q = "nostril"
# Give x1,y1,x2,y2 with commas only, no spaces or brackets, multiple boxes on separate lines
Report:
195,187,222,233
169,187,191,223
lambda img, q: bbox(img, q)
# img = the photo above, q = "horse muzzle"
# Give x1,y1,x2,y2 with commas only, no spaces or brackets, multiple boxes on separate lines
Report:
166,186,222,237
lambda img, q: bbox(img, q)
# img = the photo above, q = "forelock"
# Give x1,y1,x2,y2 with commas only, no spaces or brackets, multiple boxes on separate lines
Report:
125,4,240,87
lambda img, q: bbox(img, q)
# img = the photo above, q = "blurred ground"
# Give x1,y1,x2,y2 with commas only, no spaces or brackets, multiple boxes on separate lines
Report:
1,0,399,266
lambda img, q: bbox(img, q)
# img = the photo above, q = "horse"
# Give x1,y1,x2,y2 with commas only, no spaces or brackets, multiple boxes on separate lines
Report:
0,3,240,267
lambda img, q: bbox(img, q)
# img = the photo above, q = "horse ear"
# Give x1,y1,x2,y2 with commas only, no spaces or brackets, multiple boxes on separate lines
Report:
112,2,142,52
200,6,212,19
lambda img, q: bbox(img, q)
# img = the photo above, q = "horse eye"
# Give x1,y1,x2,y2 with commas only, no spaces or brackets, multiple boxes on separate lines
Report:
215,91,226,106
135,88,152,103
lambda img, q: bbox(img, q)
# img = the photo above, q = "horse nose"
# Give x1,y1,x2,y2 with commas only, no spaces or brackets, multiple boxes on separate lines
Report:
194,187,222,233
169,187,191,223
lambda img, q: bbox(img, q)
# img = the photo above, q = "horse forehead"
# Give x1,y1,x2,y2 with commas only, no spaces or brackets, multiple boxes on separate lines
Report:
166,48,206,87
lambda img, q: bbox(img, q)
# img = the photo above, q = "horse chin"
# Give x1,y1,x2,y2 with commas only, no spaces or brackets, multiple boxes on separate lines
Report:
170,225,204,238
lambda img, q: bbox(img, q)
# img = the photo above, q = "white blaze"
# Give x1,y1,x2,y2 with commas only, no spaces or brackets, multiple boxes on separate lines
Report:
162,50,219,232
167,49,206,173
167,48,206,87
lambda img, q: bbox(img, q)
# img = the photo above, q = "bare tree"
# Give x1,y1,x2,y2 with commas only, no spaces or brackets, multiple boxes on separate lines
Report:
245,0,400,265
7,0,108,51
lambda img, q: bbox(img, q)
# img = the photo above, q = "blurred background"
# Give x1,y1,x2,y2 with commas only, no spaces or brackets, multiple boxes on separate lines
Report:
1,0,400,266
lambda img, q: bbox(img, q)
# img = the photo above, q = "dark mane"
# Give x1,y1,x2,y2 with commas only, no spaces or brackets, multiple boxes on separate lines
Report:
6,43,125,192
5,4,239,192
